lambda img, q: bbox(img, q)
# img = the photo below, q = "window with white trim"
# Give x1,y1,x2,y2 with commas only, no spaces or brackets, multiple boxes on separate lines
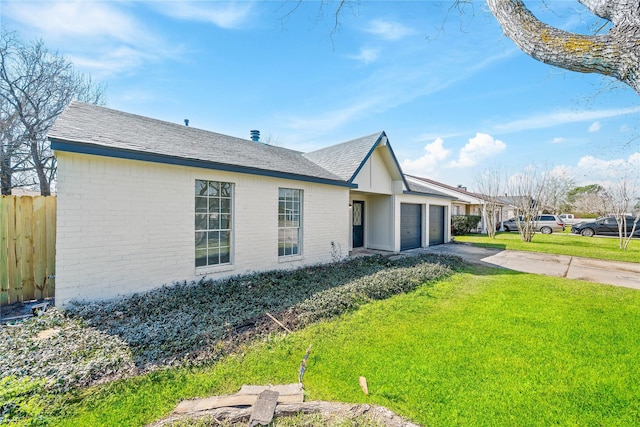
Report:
278,188,302,257
195,180,232,267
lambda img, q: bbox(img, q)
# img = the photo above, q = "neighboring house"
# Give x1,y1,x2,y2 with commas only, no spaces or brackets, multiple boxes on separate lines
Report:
404,175,512,232
48,102,455,306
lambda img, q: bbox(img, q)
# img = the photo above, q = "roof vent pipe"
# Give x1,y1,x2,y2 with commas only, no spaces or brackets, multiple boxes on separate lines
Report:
184,119,189,126
250,129,260,142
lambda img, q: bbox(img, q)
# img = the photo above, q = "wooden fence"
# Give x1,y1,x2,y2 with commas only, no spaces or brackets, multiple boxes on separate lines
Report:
0,195,56,306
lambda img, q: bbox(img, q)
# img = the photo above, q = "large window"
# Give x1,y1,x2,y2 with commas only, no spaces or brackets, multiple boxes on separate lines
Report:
278,188,302,257
195,180,232,267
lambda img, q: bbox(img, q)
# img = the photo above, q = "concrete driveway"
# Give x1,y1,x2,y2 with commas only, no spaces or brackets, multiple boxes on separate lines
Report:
418,243,640,290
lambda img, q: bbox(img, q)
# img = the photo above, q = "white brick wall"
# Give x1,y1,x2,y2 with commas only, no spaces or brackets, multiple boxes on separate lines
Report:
54,152,350,306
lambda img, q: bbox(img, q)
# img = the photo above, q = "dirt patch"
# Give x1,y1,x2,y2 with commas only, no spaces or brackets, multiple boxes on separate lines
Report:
34,327,61,341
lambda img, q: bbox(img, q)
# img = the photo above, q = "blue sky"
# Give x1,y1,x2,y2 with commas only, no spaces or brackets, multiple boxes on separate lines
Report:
3,0,639,190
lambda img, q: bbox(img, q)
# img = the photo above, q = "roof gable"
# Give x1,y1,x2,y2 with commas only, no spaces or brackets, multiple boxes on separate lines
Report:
304,131,408,188
303,132,383,182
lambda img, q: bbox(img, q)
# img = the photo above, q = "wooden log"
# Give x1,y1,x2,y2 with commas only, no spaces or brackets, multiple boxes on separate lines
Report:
174,384,303,414
249,390,279,426
238,383,302,396
151,401,423,427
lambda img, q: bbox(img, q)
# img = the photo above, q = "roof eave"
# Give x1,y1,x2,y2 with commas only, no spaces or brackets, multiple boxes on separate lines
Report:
50,138,356,189
403,190,458,200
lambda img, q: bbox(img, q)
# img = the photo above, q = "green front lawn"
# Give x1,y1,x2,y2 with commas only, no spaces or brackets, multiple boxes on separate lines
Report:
55,269,640,426
455,232,640,263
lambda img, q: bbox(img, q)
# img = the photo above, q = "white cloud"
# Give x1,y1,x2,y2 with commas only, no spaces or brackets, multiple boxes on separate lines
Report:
450,133,506,168
494,107,640,133
4,1,146,43
365,19,414,41
400,138,451,175
150,2,254,29
577,154,640,176
67,47,154,77
551,137,565,144
348,48,379,64
4,1,183,77
565,152,640,186
588,121,601,132
283,96,386,133
548,165,573,180
282,48,515,138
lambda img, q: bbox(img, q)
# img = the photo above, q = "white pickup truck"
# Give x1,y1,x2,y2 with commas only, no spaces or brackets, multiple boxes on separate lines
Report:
559,213,580,225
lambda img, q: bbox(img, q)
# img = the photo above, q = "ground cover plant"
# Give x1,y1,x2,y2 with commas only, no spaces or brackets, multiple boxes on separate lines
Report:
54,269,640,426
64,254,461,368
455,231,640,262
0,253,462,426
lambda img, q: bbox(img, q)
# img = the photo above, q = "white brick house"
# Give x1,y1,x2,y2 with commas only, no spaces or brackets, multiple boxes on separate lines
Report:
49,102,454,306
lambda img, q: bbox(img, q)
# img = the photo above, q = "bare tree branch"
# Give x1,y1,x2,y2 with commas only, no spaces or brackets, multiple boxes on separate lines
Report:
0,30,106,195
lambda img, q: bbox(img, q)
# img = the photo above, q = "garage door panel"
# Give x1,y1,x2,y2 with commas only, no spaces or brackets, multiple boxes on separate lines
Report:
401,203,422,251
429,205,445,246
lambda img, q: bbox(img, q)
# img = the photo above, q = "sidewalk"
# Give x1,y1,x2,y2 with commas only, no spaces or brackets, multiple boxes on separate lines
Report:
416,243,640,290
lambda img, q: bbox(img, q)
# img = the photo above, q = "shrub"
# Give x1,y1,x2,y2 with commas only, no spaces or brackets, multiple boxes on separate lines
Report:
452,215,482,235
294,261,452,325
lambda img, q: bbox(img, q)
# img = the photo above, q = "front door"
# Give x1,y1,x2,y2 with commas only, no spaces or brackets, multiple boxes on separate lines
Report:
352,201,364,248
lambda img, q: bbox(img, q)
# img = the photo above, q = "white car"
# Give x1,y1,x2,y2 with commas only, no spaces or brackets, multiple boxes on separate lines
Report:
502,215,565,234
559,213,580,225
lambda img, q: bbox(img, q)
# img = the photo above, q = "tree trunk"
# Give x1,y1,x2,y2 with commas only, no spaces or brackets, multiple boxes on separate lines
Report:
0,157,11,195
0,143,11,195
486,0,640,95
30,139,50,196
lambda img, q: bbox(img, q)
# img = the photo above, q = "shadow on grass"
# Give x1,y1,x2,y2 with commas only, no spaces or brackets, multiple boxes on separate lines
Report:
463,264,524,277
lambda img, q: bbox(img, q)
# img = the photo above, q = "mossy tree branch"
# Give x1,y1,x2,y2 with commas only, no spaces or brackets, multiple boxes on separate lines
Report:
486,0,640,94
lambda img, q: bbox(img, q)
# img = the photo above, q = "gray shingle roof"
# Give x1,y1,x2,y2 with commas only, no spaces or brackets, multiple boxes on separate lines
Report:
404,176,455,199
303,132,384,182
405,175,479,198
48,102,345,184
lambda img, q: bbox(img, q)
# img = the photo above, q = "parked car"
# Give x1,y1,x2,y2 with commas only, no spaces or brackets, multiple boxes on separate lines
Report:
558,213,581,225
502,214,565,234
571,216,640,237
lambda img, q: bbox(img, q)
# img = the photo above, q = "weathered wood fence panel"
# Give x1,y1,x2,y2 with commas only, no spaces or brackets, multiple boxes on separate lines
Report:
0,196,56,305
